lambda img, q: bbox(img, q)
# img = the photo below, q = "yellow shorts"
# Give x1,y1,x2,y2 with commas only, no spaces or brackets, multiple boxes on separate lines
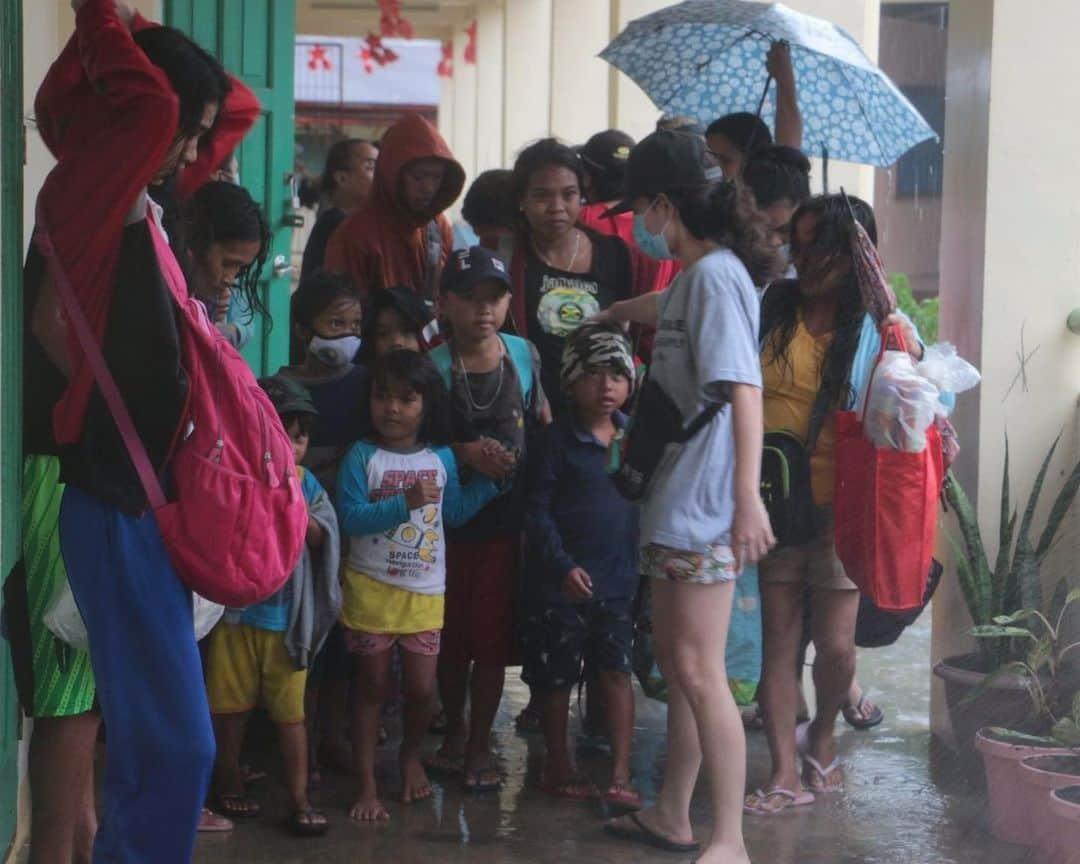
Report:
206,622,307,724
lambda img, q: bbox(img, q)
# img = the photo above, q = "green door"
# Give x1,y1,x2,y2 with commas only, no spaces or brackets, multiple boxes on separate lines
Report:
166,0,297,376
0,0,23,850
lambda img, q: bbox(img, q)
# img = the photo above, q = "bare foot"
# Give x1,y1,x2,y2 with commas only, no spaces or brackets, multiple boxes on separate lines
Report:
695,840,752,864
401,757,433,804
348,794,390,823
606,806,695,848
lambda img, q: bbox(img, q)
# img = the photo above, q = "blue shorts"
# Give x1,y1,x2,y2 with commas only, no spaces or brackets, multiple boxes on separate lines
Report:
528,597,634,691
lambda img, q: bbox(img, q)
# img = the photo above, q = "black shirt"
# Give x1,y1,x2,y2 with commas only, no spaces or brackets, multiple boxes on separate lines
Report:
301,206,348,280
523,230,632,417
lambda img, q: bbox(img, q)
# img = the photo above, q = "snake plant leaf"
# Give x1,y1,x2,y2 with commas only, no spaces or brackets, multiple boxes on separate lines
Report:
993,436,1014,614
949,530,988,626
1036,455,1080,563
971,625,1038,640
1017,432,1061,555
944,472,992,620
1015,532,1043,613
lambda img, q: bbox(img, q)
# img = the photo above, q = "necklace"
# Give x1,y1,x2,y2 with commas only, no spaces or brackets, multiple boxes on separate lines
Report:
456,341,505,413
533,229,581,272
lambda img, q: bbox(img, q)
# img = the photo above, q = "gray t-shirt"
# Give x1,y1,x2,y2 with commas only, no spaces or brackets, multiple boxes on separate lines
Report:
639,248,763,553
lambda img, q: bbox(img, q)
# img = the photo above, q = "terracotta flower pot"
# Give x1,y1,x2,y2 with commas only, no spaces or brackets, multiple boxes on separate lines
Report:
975,728,1070,845
1045,785,1080,864
1019,756,1080,861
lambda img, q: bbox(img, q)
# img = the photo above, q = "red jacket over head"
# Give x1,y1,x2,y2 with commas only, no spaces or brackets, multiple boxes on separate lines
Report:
324,114,465,302
33,0,259,445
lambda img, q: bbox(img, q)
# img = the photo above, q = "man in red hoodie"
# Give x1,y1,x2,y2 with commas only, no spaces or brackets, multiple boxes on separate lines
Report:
324,114,465,305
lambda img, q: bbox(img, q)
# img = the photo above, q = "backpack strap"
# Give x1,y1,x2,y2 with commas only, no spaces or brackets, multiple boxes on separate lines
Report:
33,208,168,511
424,220,442,303
428,342,453,391
500,334,534,405
429,336,533,405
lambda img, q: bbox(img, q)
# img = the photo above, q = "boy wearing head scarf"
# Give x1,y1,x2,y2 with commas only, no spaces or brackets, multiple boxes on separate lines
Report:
524,323,642,809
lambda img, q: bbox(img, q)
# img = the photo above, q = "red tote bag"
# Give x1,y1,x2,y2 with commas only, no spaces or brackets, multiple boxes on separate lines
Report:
833,327,945,612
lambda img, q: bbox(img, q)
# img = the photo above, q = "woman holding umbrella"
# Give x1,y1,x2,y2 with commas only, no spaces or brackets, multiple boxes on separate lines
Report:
597,129,779,863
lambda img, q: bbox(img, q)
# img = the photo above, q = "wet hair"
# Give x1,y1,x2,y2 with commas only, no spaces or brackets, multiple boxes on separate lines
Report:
762,194,878,411
462,170,517,232
659,176,784,286
291,271,358,331
706,113,773,158
361,287,432,364
133,27,230,138
322,138,378,194
372,349,452,446
743,145,812,209
187,181,271,322
512,138,586,233
280,412,316,438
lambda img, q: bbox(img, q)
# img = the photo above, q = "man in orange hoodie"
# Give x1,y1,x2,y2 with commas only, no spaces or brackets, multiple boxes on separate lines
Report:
324,114,465,304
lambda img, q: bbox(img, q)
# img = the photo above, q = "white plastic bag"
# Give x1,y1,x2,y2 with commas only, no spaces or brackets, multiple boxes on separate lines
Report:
863,350,942,452
43,581,225,650
917,343,981,394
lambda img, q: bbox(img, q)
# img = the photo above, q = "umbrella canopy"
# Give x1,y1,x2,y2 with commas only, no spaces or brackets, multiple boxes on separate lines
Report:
600,0,937,167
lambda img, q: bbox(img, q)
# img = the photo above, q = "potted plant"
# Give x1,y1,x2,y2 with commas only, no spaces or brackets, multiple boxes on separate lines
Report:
934,433,1080,756
972,591,1080,845
1045,785,1080,864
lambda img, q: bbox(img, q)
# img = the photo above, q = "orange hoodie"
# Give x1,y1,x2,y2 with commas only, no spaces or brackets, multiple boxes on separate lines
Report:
324,114,464,302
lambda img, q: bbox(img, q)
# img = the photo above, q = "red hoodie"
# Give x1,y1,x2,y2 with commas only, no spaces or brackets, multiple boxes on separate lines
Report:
324,114,465,302
34,0,259,445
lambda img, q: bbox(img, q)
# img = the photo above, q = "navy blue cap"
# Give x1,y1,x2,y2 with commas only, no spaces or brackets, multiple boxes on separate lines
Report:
439,245,512,295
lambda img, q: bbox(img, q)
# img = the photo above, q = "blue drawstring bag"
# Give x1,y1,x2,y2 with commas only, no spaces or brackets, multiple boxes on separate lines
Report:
633,565,763,705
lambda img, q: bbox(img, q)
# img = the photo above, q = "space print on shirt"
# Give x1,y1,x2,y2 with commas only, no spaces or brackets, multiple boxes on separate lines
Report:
370,467,442,578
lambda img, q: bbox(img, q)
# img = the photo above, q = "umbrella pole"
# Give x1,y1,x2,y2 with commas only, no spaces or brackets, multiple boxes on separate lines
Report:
743,74,774,169
822,145,830,194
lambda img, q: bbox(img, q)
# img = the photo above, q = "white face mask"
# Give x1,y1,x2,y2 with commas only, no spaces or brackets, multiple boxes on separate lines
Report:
308,333,361,368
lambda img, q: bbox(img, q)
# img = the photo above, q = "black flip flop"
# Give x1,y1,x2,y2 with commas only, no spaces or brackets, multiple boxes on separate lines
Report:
842,695,884,730
604,812,701,854
287,807,330,838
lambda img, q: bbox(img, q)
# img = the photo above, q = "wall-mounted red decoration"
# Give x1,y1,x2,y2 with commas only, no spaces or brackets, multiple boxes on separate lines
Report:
378,0,415,39
360,33,400,74
438,39,453,78
464,19,477,65
307,44,332,71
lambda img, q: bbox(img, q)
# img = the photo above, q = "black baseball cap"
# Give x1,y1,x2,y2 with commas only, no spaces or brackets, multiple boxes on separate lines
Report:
604,129,723,216
580,129,635,175
439,246,512,296
258,375,318,417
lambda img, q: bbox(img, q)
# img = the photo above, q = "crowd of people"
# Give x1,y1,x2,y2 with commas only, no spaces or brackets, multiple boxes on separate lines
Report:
13,3,939,864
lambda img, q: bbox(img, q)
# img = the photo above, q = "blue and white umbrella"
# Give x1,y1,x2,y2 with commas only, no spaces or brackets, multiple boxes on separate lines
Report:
600,0,937,167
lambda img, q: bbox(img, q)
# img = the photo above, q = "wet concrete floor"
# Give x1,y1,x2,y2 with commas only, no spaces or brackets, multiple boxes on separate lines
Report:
193,614,1031,864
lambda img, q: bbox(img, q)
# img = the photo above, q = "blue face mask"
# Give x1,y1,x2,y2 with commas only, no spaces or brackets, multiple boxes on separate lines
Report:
633,199,674,261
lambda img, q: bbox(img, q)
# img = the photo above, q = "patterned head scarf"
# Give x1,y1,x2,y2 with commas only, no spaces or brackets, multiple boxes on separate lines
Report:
561,322,635,392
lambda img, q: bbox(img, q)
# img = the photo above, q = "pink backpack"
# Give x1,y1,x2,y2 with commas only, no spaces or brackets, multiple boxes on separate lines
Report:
36,205,307,608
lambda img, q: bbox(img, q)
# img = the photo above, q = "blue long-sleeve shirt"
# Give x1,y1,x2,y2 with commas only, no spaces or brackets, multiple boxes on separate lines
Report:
336,440,496,595
526,412,639,604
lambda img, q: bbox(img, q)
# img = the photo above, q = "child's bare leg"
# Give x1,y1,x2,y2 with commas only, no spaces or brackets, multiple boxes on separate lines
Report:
400,649,438,803
278,719,327,831
599,670,635,788
464,664,504,784
212,712,253,802
349,650,391,822
540,688,576,787
436,655,469,759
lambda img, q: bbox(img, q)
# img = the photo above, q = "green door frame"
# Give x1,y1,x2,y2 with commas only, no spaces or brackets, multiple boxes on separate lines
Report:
0,0,24,851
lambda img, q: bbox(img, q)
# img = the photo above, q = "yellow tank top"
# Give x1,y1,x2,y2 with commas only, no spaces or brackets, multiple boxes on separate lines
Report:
761,320,836,506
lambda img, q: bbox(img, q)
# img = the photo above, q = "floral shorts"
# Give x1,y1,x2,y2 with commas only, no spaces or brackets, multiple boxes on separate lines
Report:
343,628,442,657
641,543,739,585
